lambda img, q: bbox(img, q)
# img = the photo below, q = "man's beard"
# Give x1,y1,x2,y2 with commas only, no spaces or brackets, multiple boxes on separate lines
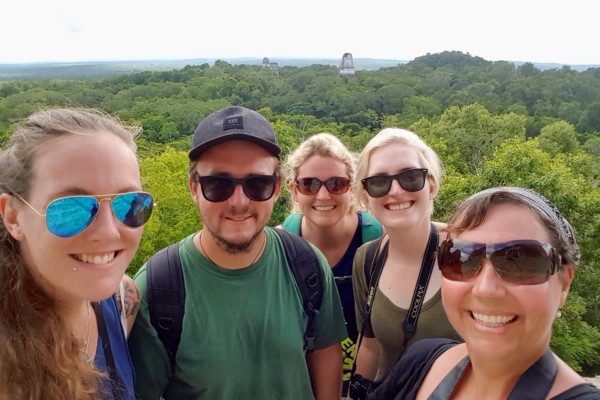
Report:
205,224,264,255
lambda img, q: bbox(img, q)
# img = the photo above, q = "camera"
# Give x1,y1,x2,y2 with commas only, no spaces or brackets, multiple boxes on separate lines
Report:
348,374,376,399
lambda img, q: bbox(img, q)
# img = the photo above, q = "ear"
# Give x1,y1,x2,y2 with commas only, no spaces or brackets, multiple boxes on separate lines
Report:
558,265,575,308
188,175,201,204
272,176,284,202
360,190,370,211
288,180,298,202
428,175,438,199
0,194,25,241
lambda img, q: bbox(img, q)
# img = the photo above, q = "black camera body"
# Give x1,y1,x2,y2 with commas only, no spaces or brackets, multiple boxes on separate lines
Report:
348,374,377,399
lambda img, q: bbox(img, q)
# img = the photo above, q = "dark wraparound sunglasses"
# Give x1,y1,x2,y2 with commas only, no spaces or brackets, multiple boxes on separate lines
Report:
438,238,562,285
194,174,278,202
361,168,428,198
295,177,351,196
18,192,154,238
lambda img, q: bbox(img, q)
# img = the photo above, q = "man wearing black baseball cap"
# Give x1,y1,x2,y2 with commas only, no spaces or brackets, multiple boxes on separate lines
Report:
130,106,347,399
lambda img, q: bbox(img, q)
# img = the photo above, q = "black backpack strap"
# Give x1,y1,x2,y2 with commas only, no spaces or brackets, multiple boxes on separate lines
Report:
146,242,185,366
274,228,323,352
363,237,384,288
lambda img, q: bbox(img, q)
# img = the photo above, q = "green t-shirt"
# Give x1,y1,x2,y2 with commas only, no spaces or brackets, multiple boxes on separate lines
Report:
129,227,347,400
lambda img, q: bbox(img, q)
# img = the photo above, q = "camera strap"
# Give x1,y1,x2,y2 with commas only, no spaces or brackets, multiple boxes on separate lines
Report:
352,223,438,376
403,223,438,346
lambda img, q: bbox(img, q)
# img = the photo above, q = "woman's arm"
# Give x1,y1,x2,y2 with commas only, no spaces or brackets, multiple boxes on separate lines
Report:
353,335,380,380
115,275,140,337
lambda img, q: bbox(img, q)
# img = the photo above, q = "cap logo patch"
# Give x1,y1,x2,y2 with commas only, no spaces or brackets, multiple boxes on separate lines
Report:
223,116,243,131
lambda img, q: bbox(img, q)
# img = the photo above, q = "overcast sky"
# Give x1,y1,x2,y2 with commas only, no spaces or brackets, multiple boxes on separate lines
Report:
2,0,597,65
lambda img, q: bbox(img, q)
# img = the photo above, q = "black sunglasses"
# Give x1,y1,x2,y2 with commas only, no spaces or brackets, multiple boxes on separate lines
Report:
194,174,278,202
361,168,428,198
295,177,351,196
438,238,562,285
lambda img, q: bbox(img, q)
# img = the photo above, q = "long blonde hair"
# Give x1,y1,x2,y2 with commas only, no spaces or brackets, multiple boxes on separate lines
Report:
0,108,140,399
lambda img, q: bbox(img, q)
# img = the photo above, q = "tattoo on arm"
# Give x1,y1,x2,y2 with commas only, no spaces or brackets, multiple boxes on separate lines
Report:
122,279,141,318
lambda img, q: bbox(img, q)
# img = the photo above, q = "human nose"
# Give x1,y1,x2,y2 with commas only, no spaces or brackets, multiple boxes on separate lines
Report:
471,259,506,297
88,199,121,238
228,182,251,205
315,182,332,200
387,178,405,196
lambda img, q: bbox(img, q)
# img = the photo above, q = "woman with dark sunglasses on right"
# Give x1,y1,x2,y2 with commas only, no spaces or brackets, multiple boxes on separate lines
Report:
0,108,154,399
349,128,460,399
369,187,600,399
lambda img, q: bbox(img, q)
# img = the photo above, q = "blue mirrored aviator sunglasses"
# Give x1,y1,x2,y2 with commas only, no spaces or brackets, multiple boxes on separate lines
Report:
17,192,154,238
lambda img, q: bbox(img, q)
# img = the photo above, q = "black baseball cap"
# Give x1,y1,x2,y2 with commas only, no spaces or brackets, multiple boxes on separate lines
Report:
188,106,281,160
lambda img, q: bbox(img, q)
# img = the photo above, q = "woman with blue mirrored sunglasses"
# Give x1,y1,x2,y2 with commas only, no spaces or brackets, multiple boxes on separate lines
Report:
17,192,154,238
0,108,151,400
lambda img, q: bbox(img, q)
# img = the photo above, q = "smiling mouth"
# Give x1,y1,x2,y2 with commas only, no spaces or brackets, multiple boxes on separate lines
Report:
314,206,335,211
73,252,116,265
471,311,517,327
386,201,412,211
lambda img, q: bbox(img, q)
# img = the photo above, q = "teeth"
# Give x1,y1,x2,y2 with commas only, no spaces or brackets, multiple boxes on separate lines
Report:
76,253,115,265
472,312,516,327
314,206,335,211
387,202,411,211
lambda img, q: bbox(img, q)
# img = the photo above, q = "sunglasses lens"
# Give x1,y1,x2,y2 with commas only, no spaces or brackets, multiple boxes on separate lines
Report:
362,176,392,198
438,239,485,281
200,176,235,202
326,177,351,195
243,176,277,201
398,169,427,192
112,192,154,228
46,197,99,238
296,178,321,195
490,241,553,285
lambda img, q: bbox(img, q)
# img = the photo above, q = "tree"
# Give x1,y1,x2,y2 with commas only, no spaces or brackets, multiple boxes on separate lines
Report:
130,147,198,275
537,120,580,156
416,103,526,173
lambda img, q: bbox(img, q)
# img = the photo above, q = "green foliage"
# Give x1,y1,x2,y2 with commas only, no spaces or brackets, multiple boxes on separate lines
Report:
3,53,600,373
130,147,198,275
551,293,600,373
417,104,527,172
537,121,580,155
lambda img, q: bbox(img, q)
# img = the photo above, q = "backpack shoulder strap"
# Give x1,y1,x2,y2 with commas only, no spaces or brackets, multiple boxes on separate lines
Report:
274,228,323,352
359,211,383,243
363,236,384,287
146,242,185,366
281,213,303,235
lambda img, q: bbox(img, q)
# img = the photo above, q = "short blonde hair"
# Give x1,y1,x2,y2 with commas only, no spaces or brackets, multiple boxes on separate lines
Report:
354,128,443,213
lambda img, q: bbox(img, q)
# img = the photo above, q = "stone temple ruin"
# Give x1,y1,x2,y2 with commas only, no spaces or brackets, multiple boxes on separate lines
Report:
261,57,279,74
339,52,355,77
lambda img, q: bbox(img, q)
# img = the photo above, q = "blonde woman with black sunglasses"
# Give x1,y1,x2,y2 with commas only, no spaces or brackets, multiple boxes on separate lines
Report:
349,128,461,399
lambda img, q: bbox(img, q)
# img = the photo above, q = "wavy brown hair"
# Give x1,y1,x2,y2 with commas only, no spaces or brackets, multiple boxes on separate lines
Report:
0,108,140,399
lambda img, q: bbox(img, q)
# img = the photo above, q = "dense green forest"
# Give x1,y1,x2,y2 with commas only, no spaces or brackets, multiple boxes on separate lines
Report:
2,51,600,373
